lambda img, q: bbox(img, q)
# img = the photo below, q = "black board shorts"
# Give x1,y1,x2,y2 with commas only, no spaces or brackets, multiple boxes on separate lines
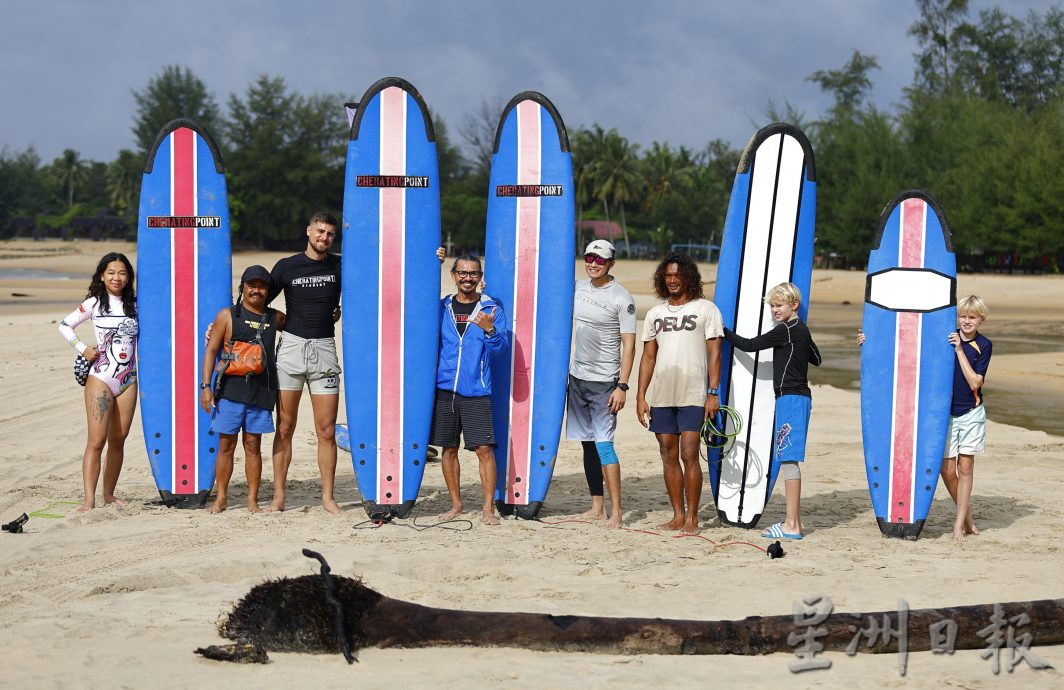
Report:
430,389,496,450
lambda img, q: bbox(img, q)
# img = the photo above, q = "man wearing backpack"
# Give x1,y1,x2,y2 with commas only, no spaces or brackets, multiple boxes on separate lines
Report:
200,265,286,513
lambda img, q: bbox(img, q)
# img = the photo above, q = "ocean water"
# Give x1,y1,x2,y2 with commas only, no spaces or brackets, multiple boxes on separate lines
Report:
0,268,83,280
812,324,1064,438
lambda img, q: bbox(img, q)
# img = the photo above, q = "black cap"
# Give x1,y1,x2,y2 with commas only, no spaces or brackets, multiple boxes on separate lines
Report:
240,265,273,286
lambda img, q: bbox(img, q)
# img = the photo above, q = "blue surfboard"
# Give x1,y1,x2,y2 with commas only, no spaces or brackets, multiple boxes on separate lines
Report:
861,190,956,539
137,119,231,507
342,77,441,519
708,123,817,528
485,92,575,520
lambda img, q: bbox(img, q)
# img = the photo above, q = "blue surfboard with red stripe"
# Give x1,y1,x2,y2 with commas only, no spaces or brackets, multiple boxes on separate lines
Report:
342,77,441,518
861,190,956,539
485,92,575,520
708,123,817,529
138,119,231,507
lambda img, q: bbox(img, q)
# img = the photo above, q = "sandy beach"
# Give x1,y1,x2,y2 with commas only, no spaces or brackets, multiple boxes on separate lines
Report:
1,239,1062,688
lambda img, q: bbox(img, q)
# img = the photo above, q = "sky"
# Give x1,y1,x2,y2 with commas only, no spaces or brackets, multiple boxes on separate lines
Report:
2,0,1060,164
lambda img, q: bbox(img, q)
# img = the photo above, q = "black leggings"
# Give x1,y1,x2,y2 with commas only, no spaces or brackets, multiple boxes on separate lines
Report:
582,441,603,496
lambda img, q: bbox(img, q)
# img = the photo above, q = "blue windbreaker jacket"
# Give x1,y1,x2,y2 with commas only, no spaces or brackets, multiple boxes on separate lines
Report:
436,294,508,397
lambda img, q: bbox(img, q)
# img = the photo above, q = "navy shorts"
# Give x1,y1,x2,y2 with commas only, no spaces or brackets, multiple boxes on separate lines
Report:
429,389,496,450
649,405,704,434
211,398,275,436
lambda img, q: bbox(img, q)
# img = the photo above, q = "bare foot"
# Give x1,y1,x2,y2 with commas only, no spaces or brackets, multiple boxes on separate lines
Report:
579,508,607,521
481,511,500,526
322,499,343,515
605,514,622,530
262,500,285,513
952,528,967,543
438,506,464,521
679,518,700,536
103,496,128,507
206,499,227,514
246,502,261,513
656,516,685,530
76,501,95,513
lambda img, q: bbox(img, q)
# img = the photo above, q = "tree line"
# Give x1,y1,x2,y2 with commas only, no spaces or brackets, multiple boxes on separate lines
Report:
1,0,1061,269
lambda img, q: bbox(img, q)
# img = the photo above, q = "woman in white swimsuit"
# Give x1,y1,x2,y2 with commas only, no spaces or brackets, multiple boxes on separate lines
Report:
58,253,139,511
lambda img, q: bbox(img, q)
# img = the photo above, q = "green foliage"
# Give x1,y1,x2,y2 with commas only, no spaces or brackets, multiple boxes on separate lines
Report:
132,65,222,155
106,150,144,221
0,146,47,230
224,75,345,247
807,51,881,115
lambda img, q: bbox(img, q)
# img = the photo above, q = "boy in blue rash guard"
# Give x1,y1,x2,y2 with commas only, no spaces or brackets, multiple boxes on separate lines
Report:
566,240,636,529
430,255,508,526
723,282,821,540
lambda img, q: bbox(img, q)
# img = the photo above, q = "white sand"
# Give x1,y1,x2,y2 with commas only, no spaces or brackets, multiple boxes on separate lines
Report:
1,241,1061,688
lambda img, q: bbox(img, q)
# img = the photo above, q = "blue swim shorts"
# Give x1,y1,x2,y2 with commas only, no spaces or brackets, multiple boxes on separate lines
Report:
211,398,275,436
774,394,811,463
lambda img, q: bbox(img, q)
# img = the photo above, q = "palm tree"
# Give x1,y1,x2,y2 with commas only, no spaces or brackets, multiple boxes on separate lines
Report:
587,128,642,256
642,142,695,214
106,150,141,219
57,149,85,208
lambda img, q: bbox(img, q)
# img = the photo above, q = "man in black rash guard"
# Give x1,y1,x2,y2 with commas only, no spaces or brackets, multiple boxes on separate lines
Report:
266,211,343,514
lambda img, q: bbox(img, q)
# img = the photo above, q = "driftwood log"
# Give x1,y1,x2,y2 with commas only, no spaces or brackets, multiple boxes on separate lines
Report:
213,550,1064,662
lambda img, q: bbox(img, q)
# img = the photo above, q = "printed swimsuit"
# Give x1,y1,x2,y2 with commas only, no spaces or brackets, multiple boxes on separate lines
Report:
59,295,138,397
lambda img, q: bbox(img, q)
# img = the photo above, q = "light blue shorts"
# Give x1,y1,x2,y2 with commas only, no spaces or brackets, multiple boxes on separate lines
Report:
211,398,275,436
774,394,811,463
945,404,986,457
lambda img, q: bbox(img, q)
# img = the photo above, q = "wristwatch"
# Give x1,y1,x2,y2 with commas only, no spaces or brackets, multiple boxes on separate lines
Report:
707,387,719,396
615,382,630,392
484,327,497,337
200,383,211,390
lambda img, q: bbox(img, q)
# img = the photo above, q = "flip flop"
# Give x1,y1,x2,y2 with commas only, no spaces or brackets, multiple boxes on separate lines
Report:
762,522,802,540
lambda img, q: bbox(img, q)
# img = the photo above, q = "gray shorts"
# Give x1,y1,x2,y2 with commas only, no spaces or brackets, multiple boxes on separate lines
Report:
566,375,617,442
275,332,341,395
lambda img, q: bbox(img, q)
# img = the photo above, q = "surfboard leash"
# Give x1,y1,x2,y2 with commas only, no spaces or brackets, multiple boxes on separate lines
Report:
537,518,768,554
700,405,743,457
28,500,81,519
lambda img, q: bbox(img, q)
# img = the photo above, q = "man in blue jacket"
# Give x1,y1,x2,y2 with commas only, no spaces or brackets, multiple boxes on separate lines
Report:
432,255,508,525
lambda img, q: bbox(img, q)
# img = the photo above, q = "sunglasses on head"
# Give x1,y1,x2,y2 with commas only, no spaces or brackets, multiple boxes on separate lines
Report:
584,254,610,266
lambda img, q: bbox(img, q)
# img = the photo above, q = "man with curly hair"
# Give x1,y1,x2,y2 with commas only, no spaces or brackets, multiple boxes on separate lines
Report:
636,253,723,535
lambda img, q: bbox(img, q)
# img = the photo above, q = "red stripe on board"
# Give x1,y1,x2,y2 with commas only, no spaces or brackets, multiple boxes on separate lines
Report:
889,199,926,522
378,87,405,504
173,128,196,494
507,101,541,504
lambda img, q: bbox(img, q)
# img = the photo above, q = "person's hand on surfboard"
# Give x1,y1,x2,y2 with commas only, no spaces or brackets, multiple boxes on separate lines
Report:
857,328,865,347
333,306,341,323
436,247,445,263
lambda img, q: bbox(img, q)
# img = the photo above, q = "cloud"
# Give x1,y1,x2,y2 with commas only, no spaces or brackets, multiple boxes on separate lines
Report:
2,0,1057,162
